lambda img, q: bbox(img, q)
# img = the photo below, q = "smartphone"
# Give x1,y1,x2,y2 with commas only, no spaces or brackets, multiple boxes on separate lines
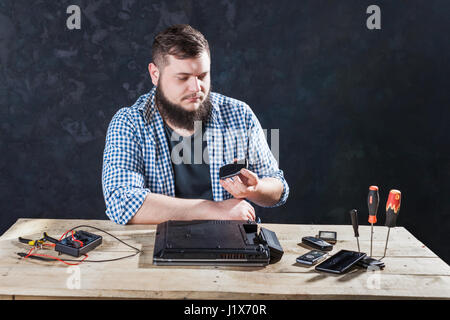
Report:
315,250,366,274
301,236,333,251
296,250,327,266
219,159,248,180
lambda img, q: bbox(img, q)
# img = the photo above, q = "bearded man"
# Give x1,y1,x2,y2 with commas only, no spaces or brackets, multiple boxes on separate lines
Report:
102,24,289,225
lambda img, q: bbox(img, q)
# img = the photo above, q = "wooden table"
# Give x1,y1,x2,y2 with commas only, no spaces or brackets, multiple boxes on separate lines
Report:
0,218,449,299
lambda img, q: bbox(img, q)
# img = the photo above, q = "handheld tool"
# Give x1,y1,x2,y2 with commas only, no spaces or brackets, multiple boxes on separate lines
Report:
382,189,401,259
18,237,46,247
349,209,360,252
349,208,385,270
367,186,379,257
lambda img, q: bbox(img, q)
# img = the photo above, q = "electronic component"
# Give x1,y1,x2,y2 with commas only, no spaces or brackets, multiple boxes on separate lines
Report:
296,250,327,266
301,236,333,251
153,220,283,266
259,227,284,264
318,231,337,244
44,230,102,257
315,250,367,274
18,225,142,265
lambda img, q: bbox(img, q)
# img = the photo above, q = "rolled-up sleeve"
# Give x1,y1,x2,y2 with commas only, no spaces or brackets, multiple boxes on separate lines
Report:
245,105,289,208
102,108,150,224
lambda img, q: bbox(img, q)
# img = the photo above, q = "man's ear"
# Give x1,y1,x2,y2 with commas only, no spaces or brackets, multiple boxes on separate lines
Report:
148,62,160,86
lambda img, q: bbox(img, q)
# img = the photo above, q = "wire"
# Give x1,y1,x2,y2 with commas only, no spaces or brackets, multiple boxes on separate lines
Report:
22,246,89,265
70,230,84,247
19,225,143,265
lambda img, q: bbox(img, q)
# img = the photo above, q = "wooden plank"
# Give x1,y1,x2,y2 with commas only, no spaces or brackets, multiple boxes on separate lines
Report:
0,266,449,300
3,250,449,278
137,254,450,276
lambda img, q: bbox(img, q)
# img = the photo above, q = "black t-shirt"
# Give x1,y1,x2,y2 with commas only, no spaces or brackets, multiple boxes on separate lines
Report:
163,123,213,200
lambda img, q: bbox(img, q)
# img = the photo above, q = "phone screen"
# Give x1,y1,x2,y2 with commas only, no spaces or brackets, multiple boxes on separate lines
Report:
315,250,366,274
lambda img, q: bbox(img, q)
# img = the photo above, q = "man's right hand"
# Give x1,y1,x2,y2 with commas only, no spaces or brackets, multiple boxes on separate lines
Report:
214,198,256,221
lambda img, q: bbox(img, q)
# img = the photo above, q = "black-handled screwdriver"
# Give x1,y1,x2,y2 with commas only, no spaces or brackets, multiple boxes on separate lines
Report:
382,189,401,259
367,186,380,257
349,209,360,252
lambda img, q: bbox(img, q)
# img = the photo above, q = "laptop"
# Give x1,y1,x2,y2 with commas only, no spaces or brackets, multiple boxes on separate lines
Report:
153,220,283,266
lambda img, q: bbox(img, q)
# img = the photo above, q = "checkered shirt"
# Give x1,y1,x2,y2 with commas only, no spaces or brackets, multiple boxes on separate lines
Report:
102,86,289,225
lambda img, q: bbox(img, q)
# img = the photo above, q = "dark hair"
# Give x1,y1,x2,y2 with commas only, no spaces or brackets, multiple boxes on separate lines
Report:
152,24,210,68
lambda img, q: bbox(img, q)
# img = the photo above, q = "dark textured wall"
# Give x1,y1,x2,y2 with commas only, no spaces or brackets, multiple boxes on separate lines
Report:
1,1,449,264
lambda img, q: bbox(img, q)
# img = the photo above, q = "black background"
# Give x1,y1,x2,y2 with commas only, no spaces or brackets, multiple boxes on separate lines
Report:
0,0,449,264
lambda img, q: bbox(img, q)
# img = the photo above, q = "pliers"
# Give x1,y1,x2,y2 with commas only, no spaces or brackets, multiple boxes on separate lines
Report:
18,236,46,248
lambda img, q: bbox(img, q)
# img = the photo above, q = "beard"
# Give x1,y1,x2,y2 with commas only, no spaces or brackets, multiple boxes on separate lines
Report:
155,82,212,132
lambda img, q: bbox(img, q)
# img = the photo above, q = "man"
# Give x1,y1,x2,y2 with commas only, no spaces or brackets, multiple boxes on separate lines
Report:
102,24,289,225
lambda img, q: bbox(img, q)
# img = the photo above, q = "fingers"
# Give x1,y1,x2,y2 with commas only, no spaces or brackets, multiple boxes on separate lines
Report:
240,168,256,178
230,176,247,193
220,176,247,197
244,201,256,220
221,198,255,221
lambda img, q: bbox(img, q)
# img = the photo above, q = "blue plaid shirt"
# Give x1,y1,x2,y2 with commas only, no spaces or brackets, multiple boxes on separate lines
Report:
102,86,289,225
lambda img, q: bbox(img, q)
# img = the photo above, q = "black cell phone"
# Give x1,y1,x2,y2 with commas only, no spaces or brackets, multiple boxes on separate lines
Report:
219,159,248,180
301,236,333,251
315,250,367,274
296,250,327,266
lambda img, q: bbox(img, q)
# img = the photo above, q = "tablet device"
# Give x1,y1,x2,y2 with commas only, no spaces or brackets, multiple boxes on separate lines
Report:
315,250,366,274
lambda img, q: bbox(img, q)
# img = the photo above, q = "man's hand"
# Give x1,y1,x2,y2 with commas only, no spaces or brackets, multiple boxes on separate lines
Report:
219,161,284,208
219,168,259,199
215,198,256,221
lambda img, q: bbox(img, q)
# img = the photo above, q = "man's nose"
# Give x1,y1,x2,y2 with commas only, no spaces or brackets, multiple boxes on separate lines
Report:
188,76,201,92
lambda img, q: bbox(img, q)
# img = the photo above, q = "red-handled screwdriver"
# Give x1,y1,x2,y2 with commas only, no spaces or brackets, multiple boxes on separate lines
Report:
382,189,401,259
367,186,379,257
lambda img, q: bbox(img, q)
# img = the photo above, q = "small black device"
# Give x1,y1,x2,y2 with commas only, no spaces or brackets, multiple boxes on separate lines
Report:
219,159,248,180
315,250,367,274
301,236,333,251
44,230,102,258
318,231,337,244
153,220,283,266
296,250,327,266
258,227,284,263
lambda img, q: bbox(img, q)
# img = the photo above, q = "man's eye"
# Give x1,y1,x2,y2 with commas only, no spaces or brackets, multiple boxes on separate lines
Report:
178,77,188,81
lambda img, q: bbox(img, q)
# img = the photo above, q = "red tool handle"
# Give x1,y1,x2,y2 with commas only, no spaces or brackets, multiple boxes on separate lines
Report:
385,189,401,228
368,185,379,224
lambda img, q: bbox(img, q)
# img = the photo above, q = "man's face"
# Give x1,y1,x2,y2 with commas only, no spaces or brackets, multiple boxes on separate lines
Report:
155,51,211,112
